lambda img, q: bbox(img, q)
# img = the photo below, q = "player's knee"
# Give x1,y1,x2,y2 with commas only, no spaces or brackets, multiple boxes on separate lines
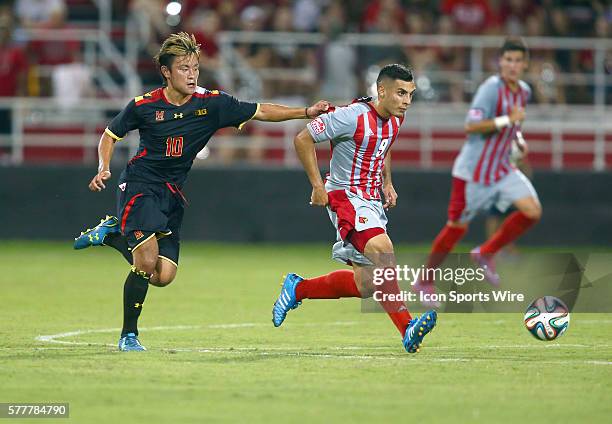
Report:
447,220,468,229
522,206,542,221
155,275,175,287
134,256,157,275
154,267,177,287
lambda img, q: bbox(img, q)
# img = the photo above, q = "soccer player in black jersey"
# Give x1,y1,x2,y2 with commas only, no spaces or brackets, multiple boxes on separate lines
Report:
74,32,330,351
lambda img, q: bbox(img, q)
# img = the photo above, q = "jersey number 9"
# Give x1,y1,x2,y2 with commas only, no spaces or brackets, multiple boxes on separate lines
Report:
375,138,389,158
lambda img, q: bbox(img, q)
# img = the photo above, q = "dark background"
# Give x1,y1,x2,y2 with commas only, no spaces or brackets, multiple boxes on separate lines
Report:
1,166,609,245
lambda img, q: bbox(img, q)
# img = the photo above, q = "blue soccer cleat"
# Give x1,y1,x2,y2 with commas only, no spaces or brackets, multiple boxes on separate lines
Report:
272,273,303,327
118,333,147,351
402,310,437,353
73,215,120,249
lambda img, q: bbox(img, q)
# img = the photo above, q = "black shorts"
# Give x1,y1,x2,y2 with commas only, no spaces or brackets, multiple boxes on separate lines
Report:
117,181,185,266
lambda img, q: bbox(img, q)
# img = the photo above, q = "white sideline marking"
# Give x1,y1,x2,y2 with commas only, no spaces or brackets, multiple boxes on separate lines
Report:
30,323,612,365
34,322,360,346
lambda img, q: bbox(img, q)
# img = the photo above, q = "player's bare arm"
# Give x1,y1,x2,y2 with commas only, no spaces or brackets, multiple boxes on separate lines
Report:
89,132,116,192
382,152,398,209
294,127,328,207
465,105,525,134
253,100,331,122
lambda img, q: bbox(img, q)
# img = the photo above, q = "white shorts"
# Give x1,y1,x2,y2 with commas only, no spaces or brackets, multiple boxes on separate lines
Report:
326,189,387,266
448,170,539,224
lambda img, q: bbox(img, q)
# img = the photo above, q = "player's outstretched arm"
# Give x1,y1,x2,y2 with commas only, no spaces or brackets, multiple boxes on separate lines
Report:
465,105,525,134
382,152,397,209
253,100,331,122
294,128,328,207
89,132,116,192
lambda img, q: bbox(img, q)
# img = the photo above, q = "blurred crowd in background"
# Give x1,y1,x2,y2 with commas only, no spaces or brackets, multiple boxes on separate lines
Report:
0,0,610,106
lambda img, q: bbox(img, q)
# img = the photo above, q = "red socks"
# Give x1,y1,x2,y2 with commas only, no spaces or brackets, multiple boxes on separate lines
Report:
378,284,413,335
295,269,412,336
425,225,467,272
295,270,361,300
480,211,538,255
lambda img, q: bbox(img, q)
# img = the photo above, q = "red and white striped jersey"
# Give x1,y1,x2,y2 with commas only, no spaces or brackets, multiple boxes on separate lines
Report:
307,101,404,200
452,75,532,184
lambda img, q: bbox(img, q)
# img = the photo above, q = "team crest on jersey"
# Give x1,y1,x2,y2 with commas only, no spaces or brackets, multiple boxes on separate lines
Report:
194,108,207,116
156,111,165,121
358,216,368,224
134,230,144,240
468,108,484,121
309,117,326,135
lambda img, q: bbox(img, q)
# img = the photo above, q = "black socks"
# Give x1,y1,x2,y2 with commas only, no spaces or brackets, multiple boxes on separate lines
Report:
122,266,150,336
105,233,133,265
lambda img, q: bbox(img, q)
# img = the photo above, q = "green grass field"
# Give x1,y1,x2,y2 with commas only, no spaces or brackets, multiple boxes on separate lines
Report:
1,241,610,423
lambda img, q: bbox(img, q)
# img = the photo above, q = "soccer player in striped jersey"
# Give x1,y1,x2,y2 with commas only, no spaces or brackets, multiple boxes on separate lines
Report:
272,64,437,354
415,37,541,298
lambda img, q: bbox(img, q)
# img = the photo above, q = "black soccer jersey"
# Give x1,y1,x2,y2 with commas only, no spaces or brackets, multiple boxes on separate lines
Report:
105,86,258,186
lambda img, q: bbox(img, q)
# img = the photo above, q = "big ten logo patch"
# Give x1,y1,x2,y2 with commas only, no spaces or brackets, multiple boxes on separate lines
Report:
308,117,326,135
358,216,368,224
134,230,145,240
156,110,165,121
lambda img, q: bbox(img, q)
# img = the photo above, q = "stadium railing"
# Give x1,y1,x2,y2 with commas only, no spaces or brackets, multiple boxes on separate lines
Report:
1,33,610,171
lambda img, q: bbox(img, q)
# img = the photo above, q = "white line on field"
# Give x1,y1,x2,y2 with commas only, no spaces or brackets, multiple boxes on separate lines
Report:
34,322,360,345
28,323,612,365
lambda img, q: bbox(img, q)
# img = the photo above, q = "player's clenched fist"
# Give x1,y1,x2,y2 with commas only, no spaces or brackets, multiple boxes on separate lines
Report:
310,186,328,207
383,183,398,209
307,100,332,118
89,170,111,192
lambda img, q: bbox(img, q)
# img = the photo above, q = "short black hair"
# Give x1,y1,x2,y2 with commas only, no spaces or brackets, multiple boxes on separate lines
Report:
500,37,528,56
376,64,413,85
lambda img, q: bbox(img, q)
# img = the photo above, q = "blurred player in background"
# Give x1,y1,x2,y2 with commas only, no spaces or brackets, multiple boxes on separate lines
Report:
272,64,437,354
73,32,330,351
414,37,541,300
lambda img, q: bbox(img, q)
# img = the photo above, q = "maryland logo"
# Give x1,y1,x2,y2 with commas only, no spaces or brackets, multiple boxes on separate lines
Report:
174,113,184,119
134,230,145,240
358,216,368,224
156,110,165,121
194,108,207,116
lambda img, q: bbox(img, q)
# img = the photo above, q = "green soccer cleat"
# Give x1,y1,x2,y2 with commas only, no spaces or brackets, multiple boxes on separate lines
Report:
73,215,120,249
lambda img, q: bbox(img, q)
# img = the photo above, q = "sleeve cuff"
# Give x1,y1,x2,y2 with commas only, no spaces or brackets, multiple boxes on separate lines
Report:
105,127,123,141
237,103,260,131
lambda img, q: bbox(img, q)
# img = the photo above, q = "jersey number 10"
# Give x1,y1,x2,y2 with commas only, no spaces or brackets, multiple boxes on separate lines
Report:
166,136,184,157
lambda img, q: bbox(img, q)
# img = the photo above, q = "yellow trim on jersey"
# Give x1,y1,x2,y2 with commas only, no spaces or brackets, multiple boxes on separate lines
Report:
105,127,123,141
158,255,178,268
238,103,261,131
134,91,154,103
130,233,156,252
155,230,173,240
